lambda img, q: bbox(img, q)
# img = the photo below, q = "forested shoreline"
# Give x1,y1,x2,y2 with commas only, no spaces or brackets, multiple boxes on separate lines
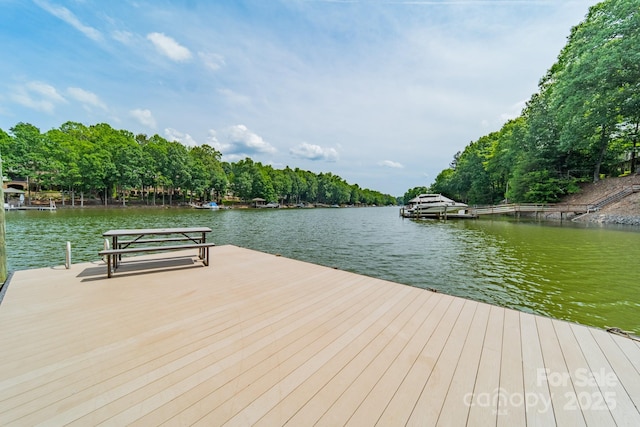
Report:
406,0,639,205
0,122,396,207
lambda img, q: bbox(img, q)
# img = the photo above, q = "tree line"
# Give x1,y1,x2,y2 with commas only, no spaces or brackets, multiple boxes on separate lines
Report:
0,121,396,206
406,0,639,205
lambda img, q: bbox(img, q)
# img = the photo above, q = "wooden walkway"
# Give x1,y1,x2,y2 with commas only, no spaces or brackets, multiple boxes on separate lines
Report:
469,203,589,217
0,245,638,426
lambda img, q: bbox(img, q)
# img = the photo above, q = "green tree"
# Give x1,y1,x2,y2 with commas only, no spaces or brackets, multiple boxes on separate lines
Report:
89,124,142,204
251,167,275,202
233,172,253,201
7,123,51,202
189,144,227,201
270,167,292,204
422,0,640,203
45,126,82,202
550,0,640,182
164,141,191,204
1,121,395,207
141,135,173,205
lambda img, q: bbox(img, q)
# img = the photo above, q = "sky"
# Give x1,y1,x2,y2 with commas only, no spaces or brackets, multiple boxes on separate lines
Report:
0,0,598,196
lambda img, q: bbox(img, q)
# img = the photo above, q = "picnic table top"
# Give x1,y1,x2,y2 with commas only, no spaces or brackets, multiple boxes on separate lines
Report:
103,227,212,237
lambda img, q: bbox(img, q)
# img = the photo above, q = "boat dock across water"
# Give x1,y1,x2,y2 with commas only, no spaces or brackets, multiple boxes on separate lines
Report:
0,245,638,425
402,185,640,220
4,203,57,211
400,193,475,219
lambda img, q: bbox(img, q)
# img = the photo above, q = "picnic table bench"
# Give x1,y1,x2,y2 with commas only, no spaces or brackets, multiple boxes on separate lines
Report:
99,227,214,278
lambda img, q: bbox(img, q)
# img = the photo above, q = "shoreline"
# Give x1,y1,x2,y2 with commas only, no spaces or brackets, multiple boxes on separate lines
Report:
576,213,640,226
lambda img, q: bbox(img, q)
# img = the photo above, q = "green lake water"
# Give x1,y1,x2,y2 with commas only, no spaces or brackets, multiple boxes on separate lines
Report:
4,206,640,334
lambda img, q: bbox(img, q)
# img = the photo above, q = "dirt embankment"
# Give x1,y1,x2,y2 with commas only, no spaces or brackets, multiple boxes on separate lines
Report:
560,175,640,225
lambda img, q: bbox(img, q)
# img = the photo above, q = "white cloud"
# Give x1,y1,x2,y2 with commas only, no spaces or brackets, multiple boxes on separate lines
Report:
146,32,192,62
27,81,66,102
67,87,107,111
35,0,103,42
112,30,134,45
224,124,277,155
165,127,198,146
290,142,339,162
379,160,404,169
206,129,229,151
206,129,220,144
129,108,156,128
199,52,226,71
11,81,66,113
206,126,276,159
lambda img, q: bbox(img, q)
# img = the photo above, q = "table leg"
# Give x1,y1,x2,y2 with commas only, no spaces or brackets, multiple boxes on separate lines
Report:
113,236,118,270
200,232,206,259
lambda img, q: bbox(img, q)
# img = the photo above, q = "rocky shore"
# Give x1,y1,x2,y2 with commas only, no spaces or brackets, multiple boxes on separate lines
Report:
584,212,640,226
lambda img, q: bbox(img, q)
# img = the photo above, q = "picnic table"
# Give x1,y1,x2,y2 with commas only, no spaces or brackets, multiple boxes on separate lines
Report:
100,227,214,278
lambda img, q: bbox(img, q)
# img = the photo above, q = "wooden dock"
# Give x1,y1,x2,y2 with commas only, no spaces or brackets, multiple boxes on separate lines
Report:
4,205,57,211
0,245,638,426
398,204,591,220
468,185,640,218
399,208,477,219
468,203,590,217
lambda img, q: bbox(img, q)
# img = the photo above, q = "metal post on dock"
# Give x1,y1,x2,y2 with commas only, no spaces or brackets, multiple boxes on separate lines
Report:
65,242,71,269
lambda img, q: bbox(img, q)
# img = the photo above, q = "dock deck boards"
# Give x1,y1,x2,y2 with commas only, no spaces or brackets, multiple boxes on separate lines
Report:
0,245,638,426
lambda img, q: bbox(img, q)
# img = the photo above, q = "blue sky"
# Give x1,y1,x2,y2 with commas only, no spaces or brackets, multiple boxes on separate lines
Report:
0,0,596,196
